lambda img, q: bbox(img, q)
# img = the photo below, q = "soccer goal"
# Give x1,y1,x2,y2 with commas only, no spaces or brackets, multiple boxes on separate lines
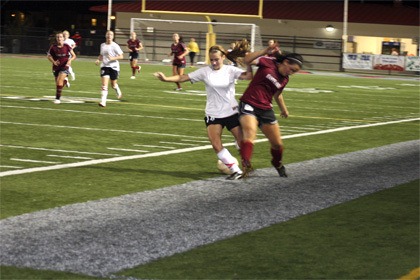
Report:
130,18,263,63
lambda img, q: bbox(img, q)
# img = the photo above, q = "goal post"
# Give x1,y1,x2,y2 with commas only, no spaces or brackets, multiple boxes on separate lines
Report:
130,18,263,63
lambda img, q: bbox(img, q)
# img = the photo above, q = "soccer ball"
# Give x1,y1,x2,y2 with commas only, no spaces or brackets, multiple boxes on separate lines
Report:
217,157,239,175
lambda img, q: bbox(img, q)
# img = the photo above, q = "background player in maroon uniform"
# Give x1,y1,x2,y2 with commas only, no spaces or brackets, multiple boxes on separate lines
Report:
47,32,76,104
127,31,143,79
239,42,303,178
169,33,189,90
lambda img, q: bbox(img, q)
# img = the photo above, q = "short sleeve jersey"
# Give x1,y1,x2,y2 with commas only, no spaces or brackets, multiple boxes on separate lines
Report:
100,42,124,71
188,65,244,118
47,44,72,71
171,42,187,65
127,39,141,53
240,56,289,110
64,38,76,48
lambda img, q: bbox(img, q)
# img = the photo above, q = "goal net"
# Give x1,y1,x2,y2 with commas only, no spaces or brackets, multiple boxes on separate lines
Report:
130,18,263,63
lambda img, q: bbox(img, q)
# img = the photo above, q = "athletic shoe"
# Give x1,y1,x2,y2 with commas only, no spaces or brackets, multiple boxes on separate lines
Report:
116,92,122,99
70,72,76,81
175,88,183,91
241,160,254,178
137,66,141,73
275,165,288,177
130,76,136,79
53,99,61,104
98,102,106,107
65,78,70,88
226,171,243,180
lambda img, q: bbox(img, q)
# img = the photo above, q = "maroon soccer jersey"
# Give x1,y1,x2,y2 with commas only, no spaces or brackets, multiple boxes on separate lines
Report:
171,42,187,65
127,39,141,52
240,56,289,110
47,44,72,71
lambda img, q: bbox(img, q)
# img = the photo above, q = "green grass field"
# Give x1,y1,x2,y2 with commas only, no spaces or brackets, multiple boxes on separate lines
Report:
0,54,419,279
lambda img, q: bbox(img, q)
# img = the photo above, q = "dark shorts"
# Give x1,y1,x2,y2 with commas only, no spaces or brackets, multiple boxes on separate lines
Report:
100,67,119,80
204,113,240,131
173,62,186,68
53,68,70,77
129,52,139,61
239,101,277,127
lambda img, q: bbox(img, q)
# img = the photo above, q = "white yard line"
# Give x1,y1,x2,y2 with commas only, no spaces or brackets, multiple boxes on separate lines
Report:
0,117,418,177
47,155,93,160
0,144,120,156
0,121,209,139
10,158,60,164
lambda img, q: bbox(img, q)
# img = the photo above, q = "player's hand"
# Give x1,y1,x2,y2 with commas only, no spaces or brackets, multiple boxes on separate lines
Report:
280,110,289,118
153,72,166,81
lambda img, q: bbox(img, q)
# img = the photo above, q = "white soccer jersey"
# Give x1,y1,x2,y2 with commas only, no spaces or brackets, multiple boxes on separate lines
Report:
64,38,76,49
188,65,244,118
100,42,123,71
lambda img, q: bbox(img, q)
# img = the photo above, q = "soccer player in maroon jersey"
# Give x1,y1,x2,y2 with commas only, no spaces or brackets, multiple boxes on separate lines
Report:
127,32,143,79
238,42,303,178
47,32,77,104
168,33,189,91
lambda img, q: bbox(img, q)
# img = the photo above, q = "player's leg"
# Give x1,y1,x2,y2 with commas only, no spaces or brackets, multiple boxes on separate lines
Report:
99,74,110,107
260,123,287,177
175,65,185,90
54,72,66,104
239,114,258,176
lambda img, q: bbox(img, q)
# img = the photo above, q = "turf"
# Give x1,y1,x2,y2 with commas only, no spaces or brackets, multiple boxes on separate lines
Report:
0,54,419,278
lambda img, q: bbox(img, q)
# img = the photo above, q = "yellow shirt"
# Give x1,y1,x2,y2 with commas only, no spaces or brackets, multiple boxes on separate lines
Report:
188,41,200,53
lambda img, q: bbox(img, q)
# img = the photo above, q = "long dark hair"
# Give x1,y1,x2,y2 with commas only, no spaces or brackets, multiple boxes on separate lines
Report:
275,53,303,68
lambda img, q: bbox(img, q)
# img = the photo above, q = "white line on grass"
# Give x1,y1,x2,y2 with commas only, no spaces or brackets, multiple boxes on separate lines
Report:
10,158,61,164
107,148,149,153
0,121,209,139
1,118,418,177
47,155,93,160
0,145,121,156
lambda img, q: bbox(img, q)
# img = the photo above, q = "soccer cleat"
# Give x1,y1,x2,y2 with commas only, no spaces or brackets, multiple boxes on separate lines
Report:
130,76,136,79
226,171,243,180
137,66,141,73
65,78,70,88
98,102,106,107
70,72,76,81
53,99,61,104
175,88,183,91
275,165,288,177
241,160,254,178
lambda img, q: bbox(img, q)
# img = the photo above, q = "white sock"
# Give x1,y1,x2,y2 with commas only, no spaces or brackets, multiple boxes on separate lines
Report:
101,86,108,105
113,84,121,96
217,148,241,173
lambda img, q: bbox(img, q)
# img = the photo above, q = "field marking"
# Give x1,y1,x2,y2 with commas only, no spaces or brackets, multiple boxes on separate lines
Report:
0,121,209,139
133,144,176,150
0,117,418,177
47,155,93,160
10,158,60,164
0,105,202,122
398,267,420,280
107,148,149,153
0,144,120,156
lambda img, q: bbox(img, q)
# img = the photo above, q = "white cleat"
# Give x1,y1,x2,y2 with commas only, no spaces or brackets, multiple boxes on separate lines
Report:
53,99,61,104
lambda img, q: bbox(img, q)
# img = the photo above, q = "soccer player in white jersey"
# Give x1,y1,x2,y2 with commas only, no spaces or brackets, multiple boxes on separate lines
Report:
95,30,124,107
63,30,76,81
154,44,253,180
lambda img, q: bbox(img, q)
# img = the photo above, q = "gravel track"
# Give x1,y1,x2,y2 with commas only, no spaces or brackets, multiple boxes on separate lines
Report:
0,140,419,277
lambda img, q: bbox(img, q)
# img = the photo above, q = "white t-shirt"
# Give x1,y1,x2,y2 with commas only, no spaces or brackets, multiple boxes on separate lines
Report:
100,42,123,71
188,65,244,118
64,38,76,49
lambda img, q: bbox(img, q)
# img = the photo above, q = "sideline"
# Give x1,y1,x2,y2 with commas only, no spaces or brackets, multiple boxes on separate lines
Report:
1,117,418,177
0,140,418,276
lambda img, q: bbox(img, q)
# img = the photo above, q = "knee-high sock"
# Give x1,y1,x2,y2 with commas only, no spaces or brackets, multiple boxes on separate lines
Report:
101,86,108,105
271,146,284,168
217,148,241,173
240,141,254,166
55,85,63,100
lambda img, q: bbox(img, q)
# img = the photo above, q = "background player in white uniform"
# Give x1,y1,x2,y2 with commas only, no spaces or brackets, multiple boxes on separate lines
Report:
95,30,124,107
63,30,76,81
154,44,252,180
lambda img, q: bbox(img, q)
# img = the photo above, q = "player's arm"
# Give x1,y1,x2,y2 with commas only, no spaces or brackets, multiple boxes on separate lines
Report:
178,48,189,59
138,42,144,51
109,52,124,61
95,55,103,65
239,65,253,80
244,42,280,65
274,91,288,118
154,72,190,83
66,49,77,66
